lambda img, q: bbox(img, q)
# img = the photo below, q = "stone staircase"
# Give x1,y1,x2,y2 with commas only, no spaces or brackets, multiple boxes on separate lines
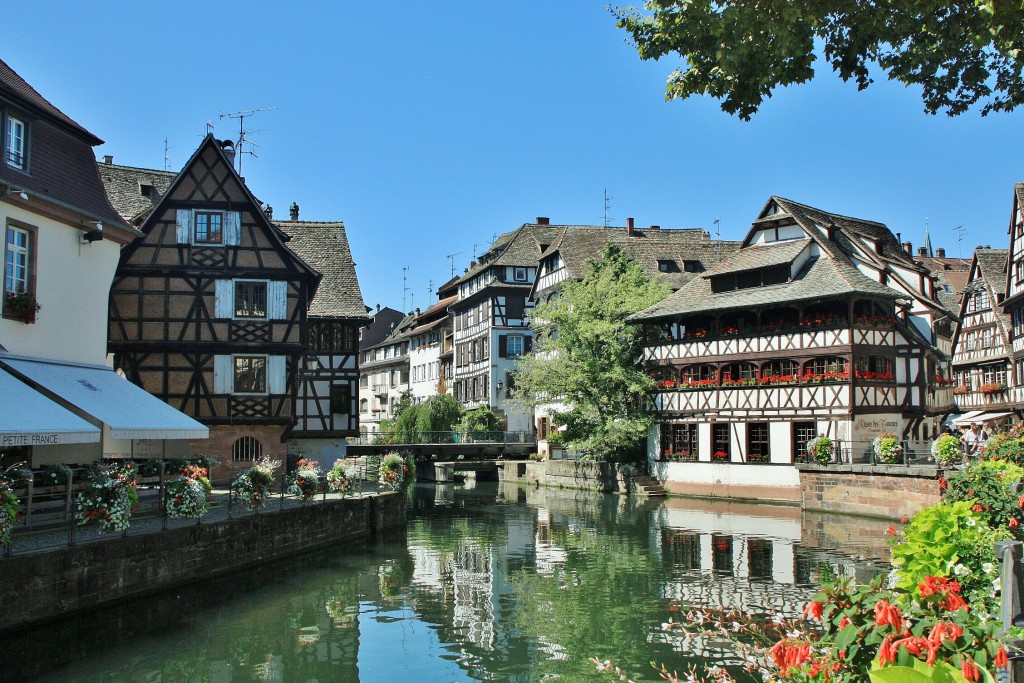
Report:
630,474,668,497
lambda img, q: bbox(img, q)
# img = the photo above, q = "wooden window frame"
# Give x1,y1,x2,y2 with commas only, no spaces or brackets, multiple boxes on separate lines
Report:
712,423,730,459
513,267,528,282
747,423,770,463
233,355,268,394
793,422,817,462
5,114,26,170
330,384,351,416
234,280,268,319
3,220,37,319
194,211,224,245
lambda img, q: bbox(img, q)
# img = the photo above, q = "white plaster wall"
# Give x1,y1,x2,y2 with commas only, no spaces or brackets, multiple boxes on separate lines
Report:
0,203,120,365
409,345,441,402
288,438,348,470
769,422,794,464
653,461,801,489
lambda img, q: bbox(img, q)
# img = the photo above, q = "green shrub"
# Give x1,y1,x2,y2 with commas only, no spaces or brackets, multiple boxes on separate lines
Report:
942,458,1024,540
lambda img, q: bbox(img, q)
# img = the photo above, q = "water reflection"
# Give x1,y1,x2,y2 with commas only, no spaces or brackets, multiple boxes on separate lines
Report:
7,483,890,682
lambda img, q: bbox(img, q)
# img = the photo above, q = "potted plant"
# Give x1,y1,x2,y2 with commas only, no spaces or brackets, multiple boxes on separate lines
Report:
165,464,212,519
379,453,406,490
230,457,280,510
872,433,904,464
712,450,729,462
76,463,139,533
287,458,322,501
932,434,963,467
806,435,834,464
4,289,40,324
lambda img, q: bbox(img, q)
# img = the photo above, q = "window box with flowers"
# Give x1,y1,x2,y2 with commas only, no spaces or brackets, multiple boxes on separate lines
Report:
930,374,954,387
854,370,894,382
688,328,708,339
980,382,1007,394
853,313,898,327
759,374,798,386
800,372,849,384
720,326,740,337
798,313,846,329
4,290,40,324
720,377,757,387
952,384,972,396
711,450,729,462
681,378,718,390
655,379,678,390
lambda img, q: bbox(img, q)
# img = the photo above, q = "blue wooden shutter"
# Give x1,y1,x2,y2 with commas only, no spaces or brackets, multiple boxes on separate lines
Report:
224,211,241,245
175,209,193,244
268,281,288,319
213,355,233,393
268,356,287,394
214,280,234,318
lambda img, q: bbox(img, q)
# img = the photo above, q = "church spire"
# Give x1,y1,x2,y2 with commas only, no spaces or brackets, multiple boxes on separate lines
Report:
923,220,934,257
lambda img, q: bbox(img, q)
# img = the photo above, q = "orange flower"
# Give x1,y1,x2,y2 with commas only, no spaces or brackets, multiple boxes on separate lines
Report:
961,656,980,683
1011,517,1020,529
803,600,824,620
996,647,1009,669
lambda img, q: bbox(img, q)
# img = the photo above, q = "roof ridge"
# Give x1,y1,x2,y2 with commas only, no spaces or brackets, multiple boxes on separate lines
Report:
100,162,177,176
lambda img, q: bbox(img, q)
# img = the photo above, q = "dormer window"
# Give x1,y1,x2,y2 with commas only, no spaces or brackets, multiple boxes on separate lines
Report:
658,259,680,273
5,115,25,170
513,267,528,282
139,183,155,197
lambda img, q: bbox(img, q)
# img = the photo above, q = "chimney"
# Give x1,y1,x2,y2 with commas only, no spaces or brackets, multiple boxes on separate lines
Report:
376,303,381,313
903,241,913,255
627,217,634,236
649,225,661,230
289,202,299,221
918,246,928,256
263,204,273,219
102,155,113,165
470,261,477,269
219,139,236,166
936,247,946,258
536,216,550,225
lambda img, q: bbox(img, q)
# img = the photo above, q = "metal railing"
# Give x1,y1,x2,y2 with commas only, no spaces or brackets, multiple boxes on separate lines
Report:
352,431,534,446
2,461,393,557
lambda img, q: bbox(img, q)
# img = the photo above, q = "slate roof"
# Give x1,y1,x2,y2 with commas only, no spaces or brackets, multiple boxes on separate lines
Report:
275,221,366,319
0,59,131,233
359,307,405,351
975,248,1012,343
462,224,566,280
915,254,971,311
98,162,176,224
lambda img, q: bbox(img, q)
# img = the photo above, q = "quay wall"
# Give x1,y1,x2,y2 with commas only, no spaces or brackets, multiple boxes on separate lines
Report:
0,492,406,633
501,459,629,492
798,464,941,520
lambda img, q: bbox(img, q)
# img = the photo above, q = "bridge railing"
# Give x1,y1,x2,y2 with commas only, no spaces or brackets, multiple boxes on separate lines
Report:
351,431,535,446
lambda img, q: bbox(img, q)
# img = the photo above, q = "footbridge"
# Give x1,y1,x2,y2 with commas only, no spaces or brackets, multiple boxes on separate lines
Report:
346,431,537,483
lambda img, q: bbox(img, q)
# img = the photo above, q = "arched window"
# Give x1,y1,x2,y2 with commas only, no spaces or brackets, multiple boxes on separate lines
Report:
760,360,798,384
855,356,894,380
681,364,717,387
359,398,369,413
232,436,262,462
802,357,849,382
720,362,757,386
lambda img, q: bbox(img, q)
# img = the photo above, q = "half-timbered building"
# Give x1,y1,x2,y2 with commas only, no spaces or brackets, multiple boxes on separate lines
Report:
0,58,206,469
106,135,321,472
359,313,416,437
528,219,741,455
277,218,367,458
630,197,954,501
1001,184,1024,412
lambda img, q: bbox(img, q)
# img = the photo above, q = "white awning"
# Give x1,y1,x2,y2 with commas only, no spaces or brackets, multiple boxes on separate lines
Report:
950,410,986,426
0,357,209,440
0,370,100,446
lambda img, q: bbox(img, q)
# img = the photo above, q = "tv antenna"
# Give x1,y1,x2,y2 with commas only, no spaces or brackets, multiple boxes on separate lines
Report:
603,188,614,227
954,225,966,260
219,107,276,175
473,243,480,259
163,138,174,171
714,218,722,257
446,252,461,278
402,266,410,312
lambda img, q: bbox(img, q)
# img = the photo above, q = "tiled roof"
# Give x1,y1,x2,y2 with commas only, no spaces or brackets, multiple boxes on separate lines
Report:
461,224,566,280
0,60,130,232
631,252,901,321
538,225,741,291
359,308,405,351
0,59,100,144
976,248,1012,344
363,312,419,353
701,238,809,277
275,221,366,319
98,162,175,224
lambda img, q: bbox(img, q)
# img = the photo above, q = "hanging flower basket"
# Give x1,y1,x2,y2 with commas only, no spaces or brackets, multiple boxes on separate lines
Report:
872,433,904,464
287,458,322,501
932,434,963,467
805,435,834,464
76,463,139,533
379,453,406,490
230,457,280,510
327,460,356,495
5,290,40,324
165,465,212,519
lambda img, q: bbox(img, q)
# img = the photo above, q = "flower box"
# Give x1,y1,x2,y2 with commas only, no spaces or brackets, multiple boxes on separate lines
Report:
4,290,40,324
980,382,1007,394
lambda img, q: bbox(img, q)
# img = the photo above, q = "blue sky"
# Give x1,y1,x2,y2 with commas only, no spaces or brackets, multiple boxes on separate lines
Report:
10,2,1024,311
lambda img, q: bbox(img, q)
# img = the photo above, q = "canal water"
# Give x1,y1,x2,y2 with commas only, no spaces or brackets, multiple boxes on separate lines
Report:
7,482,891,682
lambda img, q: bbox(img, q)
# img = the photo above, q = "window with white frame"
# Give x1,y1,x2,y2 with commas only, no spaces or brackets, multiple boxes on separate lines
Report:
234,356,267,393
234,281,268,318
507,334,524,357
514,267,527,282
4,225,31,295
5,115,25,169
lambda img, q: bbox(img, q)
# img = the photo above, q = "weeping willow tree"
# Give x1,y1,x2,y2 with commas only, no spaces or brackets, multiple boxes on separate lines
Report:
510,243,671,460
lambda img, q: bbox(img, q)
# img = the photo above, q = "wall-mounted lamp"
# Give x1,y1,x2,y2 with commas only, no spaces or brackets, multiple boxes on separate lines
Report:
6,187,28,200
496,379,504,391
305,354,323,369
81,221,103,244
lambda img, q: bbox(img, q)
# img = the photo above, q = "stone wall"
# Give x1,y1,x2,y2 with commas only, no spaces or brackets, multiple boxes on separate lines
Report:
799,464,941,520
501,459,628,492
0,492,406,633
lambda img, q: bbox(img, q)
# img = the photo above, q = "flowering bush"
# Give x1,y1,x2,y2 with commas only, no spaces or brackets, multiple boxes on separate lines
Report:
379,453,405,490
40,463,72,487
980,429,1024,465
933,434,964,467
889,500,1010,612
942,459,1024,541
231,457,280,510
806,435,834,464
327,459,355,495
873,433,904,464
0,476,18,547
165,465,212,519
287,458,322,501
76,463,140,533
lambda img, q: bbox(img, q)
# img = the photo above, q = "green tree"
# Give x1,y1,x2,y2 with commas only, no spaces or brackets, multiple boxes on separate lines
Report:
613,1,1024,119
414,394,463,441
511,243,671,459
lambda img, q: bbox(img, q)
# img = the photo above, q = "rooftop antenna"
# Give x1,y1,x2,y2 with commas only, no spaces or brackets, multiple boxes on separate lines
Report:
218,107,276,175
402,266,410,312
446,252,461,278
205,121,215,135
163,137,173,171
473,243,480,259
428,279,434,299
955,225,966,260
603,188,614,227
713,218,722,258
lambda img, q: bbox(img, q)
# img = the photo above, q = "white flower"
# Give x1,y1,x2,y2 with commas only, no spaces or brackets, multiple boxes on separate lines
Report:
993,579,1002,592
953,563,970,576
965,518,977,526
982,562,995,574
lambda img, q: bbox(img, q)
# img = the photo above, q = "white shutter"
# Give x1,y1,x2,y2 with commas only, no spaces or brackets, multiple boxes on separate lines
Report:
268,356,287,394
224,211,241,245
214,280,234,318
175,209,193,244
268,281,288,319
213,355,233,394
